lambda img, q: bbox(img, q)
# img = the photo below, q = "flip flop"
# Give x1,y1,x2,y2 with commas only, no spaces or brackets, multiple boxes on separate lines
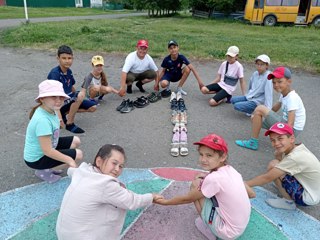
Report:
35,169,61,184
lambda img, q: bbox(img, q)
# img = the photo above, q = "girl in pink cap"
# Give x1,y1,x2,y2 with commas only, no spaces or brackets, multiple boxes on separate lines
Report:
156,133,253,240
24,80,83,183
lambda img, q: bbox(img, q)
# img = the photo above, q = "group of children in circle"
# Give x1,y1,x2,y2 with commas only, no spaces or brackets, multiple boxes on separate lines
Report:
23,40,320,240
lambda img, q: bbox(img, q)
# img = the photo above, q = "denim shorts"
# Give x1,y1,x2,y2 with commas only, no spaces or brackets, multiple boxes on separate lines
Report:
282,175,308,206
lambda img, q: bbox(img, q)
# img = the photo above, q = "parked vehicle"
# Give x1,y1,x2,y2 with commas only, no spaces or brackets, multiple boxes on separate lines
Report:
244,0,320,26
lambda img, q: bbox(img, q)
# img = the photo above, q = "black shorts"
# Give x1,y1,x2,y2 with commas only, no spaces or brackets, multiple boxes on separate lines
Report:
206,83,231,102
25,136,76,170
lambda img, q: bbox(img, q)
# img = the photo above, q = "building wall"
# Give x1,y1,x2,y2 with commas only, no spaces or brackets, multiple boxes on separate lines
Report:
0,0,6,6
6,0,76,7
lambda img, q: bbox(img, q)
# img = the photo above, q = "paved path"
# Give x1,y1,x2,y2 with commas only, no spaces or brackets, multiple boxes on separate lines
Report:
0,12,147,29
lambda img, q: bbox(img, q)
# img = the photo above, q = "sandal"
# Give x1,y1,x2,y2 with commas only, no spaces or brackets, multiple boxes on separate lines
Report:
35,169,62,184
180,112,187,124
180,143,189,156
171,112,180,125
170,143,179,157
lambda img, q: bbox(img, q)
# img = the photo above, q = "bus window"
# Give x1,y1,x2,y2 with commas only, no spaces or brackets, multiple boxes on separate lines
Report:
254,0,264,8
266,0,299,6
282,0,299,6
313,0,320,6
266,0,281,5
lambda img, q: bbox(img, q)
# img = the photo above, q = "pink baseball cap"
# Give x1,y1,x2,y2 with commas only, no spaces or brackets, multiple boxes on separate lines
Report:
265,122,294,136
194,133,228,154
267,67,291,80
35,80,70,102
136,39,149,48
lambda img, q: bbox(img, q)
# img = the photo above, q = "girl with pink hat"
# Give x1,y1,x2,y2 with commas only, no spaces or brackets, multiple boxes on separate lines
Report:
24,80,83,183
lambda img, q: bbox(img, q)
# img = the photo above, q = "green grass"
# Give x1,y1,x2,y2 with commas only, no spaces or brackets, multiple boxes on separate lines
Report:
0,6,131,19
1,15,320,72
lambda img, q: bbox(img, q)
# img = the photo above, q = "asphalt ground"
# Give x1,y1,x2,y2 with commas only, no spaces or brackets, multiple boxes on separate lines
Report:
0,46,319,222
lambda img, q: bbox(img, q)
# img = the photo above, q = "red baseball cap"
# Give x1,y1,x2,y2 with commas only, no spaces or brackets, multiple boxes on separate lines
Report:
265,122,294,136
194,133,228,154
136,39,149,48
267,66,292,80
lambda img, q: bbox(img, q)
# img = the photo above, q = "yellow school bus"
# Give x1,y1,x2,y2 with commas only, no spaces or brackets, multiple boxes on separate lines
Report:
245,0,320,26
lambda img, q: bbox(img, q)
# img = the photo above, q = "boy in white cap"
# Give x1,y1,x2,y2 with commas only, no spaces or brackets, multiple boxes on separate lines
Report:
236,66,306,150
231,54,272,116
201,46,246,107
246,122,320,210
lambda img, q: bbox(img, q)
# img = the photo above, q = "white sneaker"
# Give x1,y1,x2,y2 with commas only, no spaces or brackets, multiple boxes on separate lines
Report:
177,87,187,96
266,198,296,210
176,91,182,101
169,92,176,102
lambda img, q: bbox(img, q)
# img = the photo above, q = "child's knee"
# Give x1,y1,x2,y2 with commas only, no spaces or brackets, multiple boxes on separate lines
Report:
160,80,169,88
73,136,81,146
88,106,97,112
209,99,218,106
201,86,209,94
75,149,83,161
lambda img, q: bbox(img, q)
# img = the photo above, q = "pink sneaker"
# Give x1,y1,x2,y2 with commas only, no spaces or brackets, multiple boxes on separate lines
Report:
195,217,216,240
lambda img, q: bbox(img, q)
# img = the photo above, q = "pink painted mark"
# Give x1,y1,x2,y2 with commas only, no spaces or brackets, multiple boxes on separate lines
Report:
151,168,202,181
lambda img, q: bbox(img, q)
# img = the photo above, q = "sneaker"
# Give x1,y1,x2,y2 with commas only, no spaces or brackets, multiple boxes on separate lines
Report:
147,91,161,103
178,98,187,112
176,91,182,101
180,111,187,124
35,169,62,184
126,85,133,94
177,87,187,96
136,81,146,93
120,100,135,113
133,96,149,108
170,143,179,157
266,198,296,210
170,92,177,102
170,98,179,111
161,89,171,98
171,111,180,125
66,123,85,134
235,138,258,150
116,99,129,111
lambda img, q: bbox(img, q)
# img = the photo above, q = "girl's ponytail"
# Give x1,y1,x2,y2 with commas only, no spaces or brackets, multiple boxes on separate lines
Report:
29,103,42,119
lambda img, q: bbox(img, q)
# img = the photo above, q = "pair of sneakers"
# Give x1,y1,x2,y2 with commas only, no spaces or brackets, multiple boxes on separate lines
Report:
133,96,149,108
116,99,135,113
171,123,188,157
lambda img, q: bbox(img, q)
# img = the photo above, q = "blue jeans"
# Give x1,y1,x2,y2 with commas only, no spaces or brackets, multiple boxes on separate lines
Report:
231,96,257,114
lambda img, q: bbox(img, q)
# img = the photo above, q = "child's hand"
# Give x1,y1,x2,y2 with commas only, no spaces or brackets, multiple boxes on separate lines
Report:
153,83,159,92
152,194,164,203
69,160,78,168
118,88,126,97
154,198,168,205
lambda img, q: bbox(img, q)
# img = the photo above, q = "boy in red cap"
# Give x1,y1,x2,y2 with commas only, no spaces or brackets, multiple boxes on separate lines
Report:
155,133,251,240
236,66,306,150
246,122,320,210
118,39,159,96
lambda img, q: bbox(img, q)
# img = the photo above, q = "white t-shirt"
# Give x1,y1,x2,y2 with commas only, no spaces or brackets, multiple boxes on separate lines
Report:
276,144,320,205
217,61,244,95
201,165,251,239
122,51,158,74
279,90,306,131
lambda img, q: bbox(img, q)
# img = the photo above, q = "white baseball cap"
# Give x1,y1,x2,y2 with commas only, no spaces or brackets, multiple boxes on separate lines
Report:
225,46,239,57
256,54,270,65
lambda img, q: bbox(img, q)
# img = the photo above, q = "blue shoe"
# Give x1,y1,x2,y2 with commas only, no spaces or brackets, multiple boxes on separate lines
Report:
235,138,258,150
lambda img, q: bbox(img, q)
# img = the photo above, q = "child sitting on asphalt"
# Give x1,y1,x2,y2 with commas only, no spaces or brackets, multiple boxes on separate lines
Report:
159,40,204,97
156,133,251,240
47,45,97,133
231,54,273,116
24,80,83,183
56,144,162,240
246,122,320,210
81,55,118,104
235,66,306,150
200,46,246,107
